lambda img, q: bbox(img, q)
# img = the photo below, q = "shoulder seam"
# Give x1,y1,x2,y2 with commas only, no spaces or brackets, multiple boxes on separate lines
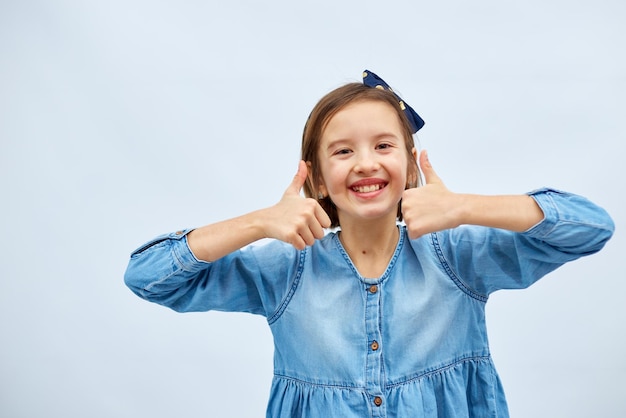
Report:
267,248,307,324
430,232,488,303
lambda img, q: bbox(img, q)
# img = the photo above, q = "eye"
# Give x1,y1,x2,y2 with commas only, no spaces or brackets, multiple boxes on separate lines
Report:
333,148,352,155
376,143,393,150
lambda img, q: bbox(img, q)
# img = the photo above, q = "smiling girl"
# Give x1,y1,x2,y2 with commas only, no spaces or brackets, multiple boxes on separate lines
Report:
124,71,614,417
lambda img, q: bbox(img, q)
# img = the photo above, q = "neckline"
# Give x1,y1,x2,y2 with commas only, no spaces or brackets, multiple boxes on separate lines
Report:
333,225,405,283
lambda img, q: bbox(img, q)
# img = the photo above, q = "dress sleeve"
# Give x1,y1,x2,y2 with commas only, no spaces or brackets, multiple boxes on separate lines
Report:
431,188,615,297
123,230,302,316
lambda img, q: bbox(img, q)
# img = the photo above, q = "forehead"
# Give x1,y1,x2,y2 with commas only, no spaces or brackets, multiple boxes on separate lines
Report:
321,100,403,142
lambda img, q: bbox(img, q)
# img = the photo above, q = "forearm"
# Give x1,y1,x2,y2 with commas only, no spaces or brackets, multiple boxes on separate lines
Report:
187,209,269,262
457,194,545,232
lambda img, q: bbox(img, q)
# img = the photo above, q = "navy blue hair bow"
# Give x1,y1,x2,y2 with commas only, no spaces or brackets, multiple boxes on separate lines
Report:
362,70,425,133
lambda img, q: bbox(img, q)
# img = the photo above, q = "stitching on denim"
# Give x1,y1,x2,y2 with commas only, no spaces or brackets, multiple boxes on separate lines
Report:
143,268,182,295
381,225,405,282
275,357,493,390
273,374,363,390
525,192,559,237
334,234,362,278
430,232,488,303
267,249,307,325
143,240,185,294
386,355,492,388
131,237,169,257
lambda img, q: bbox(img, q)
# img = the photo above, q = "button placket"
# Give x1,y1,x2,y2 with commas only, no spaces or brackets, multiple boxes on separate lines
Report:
364,283,385,416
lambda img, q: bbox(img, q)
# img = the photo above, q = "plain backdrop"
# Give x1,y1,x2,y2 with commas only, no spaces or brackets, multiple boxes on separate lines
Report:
1,0,624,416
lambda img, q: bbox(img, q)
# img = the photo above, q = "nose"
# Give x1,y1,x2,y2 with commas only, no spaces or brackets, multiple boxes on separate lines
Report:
354,150,380,174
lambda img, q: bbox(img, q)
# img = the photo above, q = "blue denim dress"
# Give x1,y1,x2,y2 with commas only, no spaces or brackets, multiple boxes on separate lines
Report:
124,188,613,417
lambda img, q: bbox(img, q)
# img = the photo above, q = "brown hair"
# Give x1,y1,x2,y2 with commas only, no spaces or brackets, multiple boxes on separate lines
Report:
301,83,419,227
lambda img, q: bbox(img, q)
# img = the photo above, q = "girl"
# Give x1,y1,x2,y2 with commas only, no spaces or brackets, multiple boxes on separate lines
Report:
124,71,614,417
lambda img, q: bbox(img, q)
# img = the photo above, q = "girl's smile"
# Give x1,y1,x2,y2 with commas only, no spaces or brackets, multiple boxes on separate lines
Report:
349,178,388,196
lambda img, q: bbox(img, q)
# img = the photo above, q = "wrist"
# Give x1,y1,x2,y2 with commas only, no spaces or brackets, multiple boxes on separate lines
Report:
249,207,274,240
453,193,474,227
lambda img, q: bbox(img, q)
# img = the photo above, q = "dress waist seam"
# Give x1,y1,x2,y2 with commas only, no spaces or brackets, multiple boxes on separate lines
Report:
387,354,492,388
274,354,492,390
273,374,363,390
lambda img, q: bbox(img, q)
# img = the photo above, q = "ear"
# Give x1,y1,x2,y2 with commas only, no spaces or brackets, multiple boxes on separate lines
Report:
318,183,328,198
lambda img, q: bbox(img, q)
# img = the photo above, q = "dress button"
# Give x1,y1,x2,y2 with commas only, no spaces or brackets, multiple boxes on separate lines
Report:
368,285,378,294
175,230,184,235
371,341,379,351
374,396,383,406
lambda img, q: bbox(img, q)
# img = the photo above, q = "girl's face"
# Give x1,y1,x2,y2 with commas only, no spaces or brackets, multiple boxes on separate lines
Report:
317,100,417,226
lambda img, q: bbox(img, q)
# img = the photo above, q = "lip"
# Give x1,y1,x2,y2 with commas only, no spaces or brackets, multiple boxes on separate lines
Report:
349,178,387,187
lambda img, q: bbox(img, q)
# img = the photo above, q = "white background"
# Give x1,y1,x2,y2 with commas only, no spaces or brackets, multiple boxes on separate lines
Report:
1,0,624,416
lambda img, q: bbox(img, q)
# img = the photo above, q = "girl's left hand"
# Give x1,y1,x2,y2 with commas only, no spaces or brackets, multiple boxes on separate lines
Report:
401,150,464,239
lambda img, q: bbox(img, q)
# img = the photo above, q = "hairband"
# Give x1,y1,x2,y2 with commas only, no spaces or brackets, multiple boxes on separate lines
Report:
362,70,425,134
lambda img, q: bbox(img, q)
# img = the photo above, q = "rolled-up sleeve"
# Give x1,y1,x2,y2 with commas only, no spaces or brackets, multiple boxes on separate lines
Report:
525,188,615,255
432,188,614,297
124,230,301,316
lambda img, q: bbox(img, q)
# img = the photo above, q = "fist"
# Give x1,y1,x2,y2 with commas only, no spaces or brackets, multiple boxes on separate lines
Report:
401,151,462,239
264,161,331,250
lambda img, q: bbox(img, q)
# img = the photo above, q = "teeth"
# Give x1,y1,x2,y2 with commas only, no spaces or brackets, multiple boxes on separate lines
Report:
353,184,382,193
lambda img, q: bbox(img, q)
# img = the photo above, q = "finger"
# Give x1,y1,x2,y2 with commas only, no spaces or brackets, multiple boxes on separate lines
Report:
285,160,308,196
314,203,332,229
400,189,412,214
419,150,443,185
308,214,327,240
407,227,424,240
297,226,316,247
290,235,307,251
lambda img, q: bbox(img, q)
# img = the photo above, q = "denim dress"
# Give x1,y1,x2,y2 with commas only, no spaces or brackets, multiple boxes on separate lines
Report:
124,188,613,417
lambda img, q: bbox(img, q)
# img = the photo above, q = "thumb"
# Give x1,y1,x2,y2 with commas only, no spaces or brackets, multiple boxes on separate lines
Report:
419,150,443,185
285,160,308,195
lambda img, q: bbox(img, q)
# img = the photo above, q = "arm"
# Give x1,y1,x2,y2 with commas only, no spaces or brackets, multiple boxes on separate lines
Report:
402,150,613,295
124,161,330,313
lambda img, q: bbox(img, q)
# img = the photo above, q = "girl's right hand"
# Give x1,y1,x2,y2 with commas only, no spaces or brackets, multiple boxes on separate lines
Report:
260,161,331,250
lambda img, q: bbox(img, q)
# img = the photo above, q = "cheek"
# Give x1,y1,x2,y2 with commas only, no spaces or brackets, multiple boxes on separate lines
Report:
395,157,410,181
317,161,336,192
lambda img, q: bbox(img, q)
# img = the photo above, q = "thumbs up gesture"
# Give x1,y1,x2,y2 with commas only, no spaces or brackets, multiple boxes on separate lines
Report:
401,150,463,239
262,161,331,250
